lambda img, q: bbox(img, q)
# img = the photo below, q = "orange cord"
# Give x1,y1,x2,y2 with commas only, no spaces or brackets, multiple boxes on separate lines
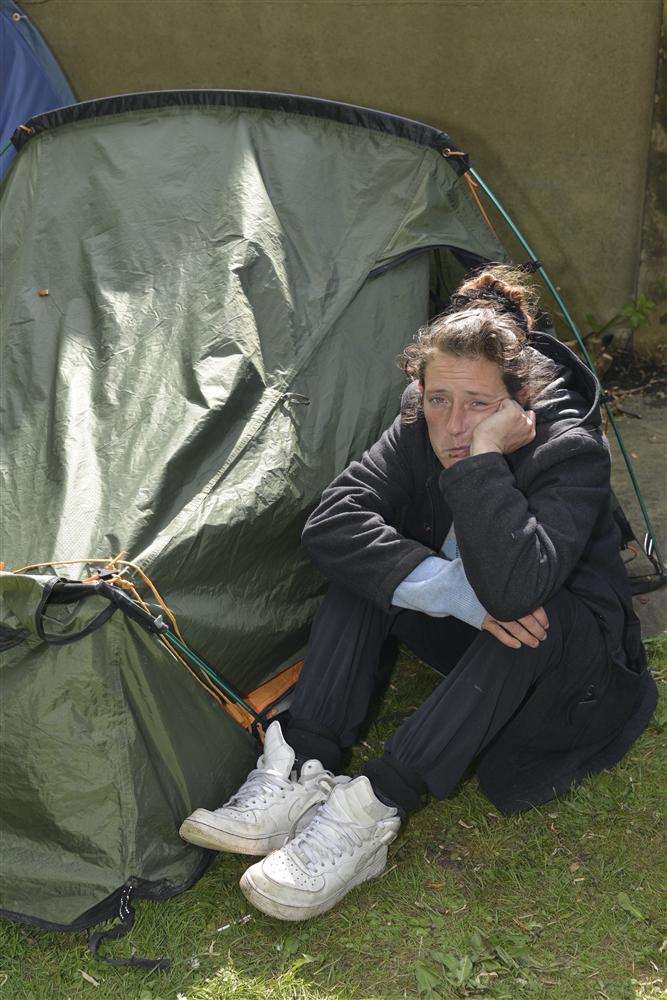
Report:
442,149,500,240
8,553,233,712
10,554,184,642
6,554,305,731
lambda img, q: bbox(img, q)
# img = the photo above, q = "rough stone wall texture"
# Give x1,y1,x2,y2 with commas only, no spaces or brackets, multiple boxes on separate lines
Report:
17,0,663,345
637,2,666,353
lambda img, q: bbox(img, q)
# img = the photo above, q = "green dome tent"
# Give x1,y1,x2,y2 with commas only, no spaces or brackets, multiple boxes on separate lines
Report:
0,91,662,954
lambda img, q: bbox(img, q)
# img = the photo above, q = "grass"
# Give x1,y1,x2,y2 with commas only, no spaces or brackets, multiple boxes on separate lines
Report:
1,638,665,1000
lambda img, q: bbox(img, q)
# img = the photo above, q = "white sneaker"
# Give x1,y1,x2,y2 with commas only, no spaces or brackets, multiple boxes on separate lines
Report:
179,721,339,856
239,775,401,921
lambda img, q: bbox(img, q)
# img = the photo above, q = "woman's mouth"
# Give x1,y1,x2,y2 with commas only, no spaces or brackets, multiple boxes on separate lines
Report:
448,446,470,456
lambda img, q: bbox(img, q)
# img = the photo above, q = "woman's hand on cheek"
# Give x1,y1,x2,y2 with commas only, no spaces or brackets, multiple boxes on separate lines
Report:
471,398,536,457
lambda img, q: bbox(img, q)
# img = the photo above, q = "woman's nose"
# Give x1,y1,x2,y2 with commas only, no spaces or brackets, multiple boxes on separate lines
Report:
446,403,467,435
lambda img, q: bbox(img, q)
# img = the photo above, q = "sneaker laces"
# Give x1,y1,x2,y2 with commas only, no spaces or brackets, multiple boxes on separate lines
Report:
285,801,366,870
221,769,295,812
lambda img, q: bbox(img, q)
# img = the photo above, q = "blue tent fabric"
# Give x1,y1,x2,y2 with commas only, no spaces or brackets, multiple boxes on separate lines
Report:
1,0,75,179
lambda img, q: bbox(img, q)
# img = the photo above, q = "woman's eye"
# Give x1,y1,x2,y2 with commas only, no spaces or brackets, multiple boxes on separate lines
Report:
471,401,488,409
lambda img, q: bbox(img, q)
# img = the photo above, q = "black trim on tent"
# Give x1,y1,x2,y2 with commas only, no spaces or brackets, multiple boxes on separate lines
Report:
0,853,213,969
368,245,489,280
10,89,470,174
0,850,212,933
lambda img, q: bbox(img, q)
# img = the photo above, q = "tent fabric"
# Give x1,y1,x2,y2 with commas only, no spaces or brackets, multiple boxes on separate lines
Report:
0,0,75,179
0,571,258,927
0,91,506,929
2,94,505,693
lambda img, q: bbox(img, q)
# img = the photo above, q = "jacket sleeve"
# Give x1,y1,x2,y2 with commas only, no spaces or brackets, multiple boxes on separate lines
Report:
392,555,487,628
439,429,611,621
301,414,434,609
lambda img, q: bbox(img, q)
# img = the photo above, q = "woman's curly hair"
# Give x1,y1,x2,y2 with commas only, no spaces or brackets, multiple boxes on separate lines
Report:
399,264,559,421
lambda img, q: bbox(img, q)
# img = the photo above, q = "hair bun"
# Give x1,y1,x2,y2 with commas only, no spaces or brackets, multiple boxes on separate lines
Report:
454,264,537,334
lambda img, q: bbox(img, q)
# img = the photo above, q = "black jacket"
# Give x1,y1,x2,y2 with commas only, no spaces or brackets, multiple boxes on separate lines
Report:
302,333,645,674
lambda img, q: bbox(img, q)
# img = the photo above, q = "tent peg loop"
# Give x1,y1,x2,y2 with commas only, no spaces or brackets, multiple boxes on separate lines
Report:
441,147,471,171
87,878,171,972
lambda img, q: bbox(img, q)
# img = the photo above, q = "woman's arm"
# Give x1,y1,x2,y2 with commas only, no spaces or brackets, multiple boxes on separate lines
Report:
302,414,434,608
440,430,611,621
391,544,550,648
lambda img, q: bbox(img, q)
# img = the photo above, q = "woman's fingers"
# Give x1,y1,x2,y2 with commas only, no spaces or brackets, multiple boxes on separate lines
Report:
516,612,547,642
482,610,550,649
500,619,541,648
531,606,549,630
482,616,521,649
472,400,537,456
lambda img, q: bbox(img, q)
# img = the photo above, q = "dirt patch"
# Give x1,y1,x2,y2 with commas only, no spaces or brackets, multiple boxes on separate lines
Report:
600,350,667,402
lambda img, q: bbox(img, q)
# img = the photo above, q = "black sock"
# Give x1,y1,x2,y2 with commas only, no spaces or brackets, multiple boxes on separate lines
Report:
361,754,428,819
283,718,343,774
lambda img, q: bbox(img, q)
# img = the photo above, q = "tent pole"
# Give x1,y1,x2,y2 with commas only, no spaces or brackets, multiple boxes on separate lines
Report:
165,630,261,722
468,167,665,574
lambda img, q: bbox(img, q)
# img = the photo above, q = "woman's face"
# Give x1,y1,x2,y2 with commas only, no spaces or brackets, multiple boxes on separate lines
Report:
421,351,510,468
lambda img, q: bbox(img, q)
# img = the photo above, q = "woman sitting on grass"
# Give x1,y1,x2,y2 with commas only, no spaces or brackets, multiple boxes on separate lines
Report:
180,265,657,922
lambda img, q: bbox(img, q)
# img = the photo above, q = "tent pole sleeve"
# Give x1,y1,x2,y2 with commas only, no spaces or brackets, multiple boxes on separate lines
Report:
468,167,665,574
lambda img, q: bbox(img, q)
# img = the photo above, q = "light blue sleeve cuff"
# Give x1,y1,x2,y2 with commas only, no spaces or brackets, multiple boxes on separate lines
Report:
391,555,487,629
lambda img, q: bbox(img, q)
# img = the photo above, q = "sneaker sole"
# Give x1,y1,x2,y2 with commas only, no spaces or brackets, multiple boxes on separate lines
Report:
179,815,290,856
239,850,389,921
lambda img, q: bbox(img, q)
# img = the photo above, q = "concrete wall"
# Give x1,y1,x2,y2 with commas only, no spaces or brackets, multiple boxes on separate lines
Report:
638,4,666,352
23,0,663,342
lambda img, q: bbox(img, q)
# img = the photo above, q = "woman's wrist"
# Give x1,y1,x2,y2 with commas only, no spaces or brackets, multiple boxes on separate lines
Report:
470,437,503,457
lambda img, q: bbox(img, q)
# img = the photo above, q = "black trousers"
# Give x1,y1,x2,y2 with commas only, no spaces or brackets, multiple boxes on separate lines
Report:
283,585,655,817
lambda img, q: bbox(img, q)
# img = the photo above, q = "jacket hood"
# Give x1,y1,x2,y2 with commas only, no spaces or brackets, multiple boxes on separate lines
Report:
528,332,601,430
